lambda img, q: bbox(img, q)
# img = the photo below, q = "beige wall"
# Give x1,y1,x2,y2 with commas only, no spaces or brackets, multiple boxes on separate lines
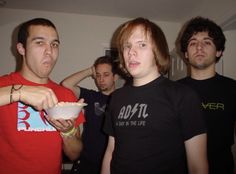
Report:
223,30,236,79
0,8,181,90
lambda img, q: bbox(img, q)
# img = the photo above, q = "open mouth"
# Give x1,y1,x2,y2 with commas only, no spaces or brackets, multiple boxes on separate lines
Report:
128,61,140,68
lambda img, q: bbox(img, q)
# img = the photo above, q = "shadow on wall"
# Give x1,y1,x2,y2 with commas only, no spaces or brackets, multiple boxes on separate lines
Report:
11,23,22,72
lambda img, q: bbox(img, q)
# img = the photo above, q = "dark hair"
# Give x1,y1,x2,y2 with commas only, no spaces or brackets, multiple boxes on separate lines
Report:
116,17,170,75
18,18,57,48
180,16,226,62
94,56,117,74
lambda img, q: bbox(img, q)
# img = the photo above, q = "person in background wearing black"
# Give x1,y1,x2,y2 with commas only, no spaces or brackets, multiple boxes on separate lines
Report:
61,56,118,174
178,16,236,174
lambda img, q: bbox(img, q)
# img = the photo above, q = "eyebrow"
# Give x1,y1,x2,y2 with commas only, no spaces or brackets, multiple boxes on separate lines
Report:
136,40,147,43
189,36,213,42
31,37,60,44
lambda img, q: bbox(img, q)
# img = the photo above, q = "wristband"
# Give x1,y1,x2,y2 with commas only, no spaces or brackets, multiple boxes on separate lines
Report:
10,84,23,103
10,85,14,103
60,126,76,138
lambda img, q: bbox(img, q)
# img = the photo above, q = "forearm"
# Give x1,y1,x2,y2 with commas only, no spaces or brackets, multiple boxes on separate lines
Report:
0,86,11,106
61,67,93,98
1,85,58,110
101,151,112,174
101,136,114,174
188,156,208,174
62,127,83,161
186,134,208,174
0,85,22,106
61,67,93,89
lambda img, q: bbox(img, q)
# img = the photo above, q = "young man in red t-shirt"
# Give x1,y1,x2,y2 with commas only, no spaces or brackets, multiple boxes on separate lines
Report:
0,18,85,174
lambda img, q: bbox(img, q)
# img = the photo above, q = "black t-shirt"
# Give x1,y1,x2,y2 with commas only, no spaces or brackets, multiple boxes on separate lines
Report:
178,74,236,173
104,76,206,174
80,88,110,164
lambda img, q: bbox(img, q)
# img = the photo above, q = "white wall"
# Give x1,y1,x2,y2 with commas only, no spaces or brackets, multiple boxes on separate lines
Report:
0,8,181,90
223,30,236,79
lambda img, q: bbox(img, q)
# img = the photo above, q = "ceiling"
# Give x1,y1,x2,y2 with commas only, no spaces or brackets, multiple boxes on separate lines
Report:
1,0,236,30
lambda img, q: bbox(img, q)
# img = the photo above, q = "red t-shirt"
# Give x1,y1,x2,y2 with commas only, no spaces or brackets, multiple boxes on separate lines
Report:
0,72,85,174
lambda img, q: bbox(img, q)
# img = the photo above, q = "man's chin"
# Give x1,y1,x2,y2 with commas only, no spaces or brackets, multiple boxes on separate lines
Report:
100,87,108,92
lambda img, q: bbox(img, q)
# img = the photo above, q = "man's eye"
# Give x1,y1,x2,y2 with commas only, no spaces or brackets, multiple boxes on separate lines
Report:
36,41,44,45
204,41,212,45
189,42,196,47
123,44,131,49
51,43,59,48
140,43,146,47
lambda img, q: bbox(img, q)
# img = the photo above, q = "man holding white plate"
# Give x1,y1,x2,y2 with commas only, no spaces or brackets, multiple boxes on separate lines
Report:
0,18,85,174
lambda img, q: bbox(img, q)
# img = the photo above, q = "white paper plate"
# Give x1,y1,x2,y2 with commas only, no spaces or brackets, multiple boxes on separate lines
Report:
45,102,87,119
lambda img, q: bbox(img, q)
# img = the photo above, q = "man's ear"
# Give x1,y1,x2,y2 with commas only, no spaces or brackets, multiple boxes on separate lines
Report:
184,52,188,59
216,50,222,58
16,43,25,56
114,74,120,82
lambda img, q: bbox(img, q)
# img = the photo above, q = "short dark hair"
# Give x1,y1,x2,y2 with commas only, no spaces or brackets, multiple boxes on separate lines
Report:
180,16,226,62
18,18,57,48
94,56,117,74
116,17,170,75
